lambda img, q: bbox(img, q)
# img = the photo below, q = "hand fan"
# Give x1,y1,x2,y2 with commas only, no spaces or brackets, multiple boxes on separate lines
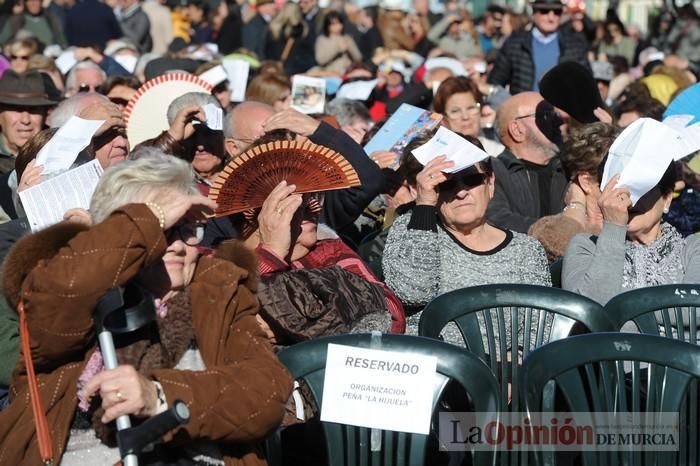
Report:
209,139,361,217
124,73,213,147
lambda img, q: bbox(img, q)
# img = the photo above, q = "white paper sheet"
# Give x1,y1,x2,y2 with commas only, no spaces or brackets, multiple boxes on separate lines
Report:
55,50,78,74
222,59,250,103
663,114,694,131
320,344,437,435
678,123,700,159
291,75,326,114
336,79,378,101
199,64,228,87
202,103,223,131
36,116,104,174
411,126,489,173
113,54,138,74
601,118,680,205
20,160,103,232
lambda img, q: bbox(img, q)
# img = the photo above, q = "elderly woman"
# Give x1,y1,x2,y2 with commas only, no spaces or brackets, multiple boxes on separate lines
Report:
0,153,292,464
140,92,226,188
529,123,620,261
382,135,551,341
225,155,406,342
433,76,504,156
562,161,700,304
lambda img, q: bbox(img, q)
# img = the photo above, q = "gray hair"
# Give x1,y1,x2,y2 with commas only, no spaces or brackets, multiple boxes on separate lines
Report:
48,92,110,128
90,151,197,224
326,98,371,127
65,60,107,94
166,92,220,126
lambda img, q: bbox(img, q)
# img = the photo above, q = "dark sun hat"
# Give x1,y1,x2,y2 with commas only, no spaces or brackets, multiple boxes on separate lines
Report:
0,70,58,107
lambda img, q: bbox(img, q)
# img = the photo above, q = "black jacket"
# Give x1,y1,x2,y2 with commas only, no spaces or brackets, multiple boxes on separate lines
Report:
203,122,385,246
242,14,269,59
488,29,589,95
486,149,567,233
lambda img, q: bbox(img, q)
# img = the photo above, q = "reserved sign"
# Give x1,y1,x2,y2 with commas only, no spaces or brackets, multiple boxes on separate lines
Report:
320,344,437,435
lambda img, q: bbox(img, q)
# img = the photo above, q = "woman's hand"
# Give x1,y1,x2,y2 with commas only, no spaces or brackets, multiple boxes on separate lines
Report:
370,151,397,169
63,208,93,226
145,191,218,230
415,156,454,206
598,174,631,226
82,365,158,423
257,181,303,259
262,109,321,137
256,314,277,344
168,104,205,141
17,160,44,192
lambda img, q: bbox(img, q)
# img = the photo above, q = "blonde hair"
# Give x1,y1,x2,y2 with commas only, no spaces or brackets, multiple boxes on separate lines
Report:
268,2,308,40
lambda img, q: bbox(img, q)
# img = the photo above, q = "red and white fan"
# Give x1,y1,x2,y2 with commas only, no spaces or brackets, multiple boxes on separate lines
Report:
209,139,361,217
124,73,213,147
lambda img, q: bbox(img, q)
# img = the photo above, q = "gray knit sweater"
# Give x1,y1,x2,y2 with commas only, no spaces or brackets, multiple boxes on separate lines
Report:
383,206,551,342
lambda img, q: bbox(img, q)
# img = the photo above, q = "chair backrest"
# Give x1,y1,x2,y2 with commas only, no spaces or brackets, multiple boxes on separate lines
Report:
604,284,700,344
522,333,700,466
418,284,613,413
271,333,500,466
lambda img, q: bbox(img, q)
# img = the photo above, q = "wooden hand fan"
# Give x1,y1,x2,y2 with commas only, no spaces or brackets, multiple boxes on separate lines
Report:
209,140,361,217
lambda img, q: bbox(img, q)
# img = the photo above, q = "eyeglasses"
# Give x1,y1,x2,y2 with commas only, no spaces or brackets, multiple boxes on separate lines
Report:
78,83,96,93
10,54,30,61
166,223,205,246
438,172,488,192
446,103,481,119
534,7,563,15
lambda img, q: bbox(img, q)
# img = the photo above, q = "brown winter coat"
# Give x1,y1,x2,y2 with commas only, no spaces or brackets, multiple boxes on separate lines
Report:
0,203,293,466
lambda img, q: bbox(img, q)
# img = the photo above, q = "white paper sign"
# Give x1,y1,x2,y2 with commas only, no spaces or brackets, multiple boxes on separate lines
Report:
601,118,679,205
320,344,437,435
36,116,104,174
20,159,103,232
411,126,489,173
202,103,223,131
291,75,326,114
678,123,700,158
199,64,228,87
222,59,250,102
336,79,378,101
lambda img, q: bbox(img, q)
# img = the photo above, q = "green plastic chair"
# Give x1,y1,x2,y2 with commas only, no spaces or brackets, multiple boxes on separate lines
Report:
419,285,613,412
604,284,700,465
267,333,500,466
604,284,700,343
522,333,700,466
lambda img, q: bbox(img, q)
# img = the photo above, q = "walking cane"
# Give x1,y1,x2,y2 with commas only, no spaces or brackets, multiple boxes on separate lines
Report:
95,285,190,466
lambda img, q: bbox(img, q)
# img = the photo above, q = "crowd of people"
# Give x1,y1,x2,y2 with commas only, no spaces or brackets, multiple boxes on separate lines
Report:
0,0,698,463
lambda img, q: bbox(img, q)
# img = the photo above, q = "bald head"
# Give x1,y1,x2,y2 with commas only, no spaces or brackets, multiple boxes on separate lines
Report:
224,101,275,158
495,92,557,164
49,92,111,128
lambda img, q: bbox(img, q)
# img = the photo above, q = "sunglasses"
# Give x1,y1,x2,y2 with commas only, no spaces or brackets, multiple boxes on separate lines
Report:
109,97,130,107
534,7,563,15
166,223,205,246
78,83,96,93
438,172,488,192
10,54,30,61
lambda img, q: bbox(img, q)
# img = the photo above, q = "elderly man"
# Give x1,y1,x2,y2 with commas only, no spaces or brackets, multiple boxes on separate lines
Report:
0,71,56,221
486,92,567,233
488,0,588,94
204,102,385,245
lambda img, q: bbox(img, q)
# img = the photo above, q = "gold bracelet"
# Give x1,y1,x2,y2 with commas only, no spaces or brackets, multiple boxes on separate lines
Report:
145,202,166,229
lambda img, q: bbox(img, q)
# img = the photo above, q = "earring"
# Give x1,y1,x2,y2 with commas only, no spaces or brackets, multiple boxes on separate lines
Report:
663,206,670,214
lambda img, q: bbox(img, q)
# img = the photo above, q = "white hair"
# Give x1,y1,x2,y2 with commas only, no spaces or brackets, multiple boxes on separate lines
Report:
166,92,220,126
326,98,371,127
90,151,197,224
65,60,107,94
48,92,110,128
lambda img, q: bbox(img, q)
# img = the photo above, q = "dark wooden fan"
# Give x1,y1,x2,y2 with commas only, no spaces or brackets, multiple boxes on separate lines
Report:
209,139,361,217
